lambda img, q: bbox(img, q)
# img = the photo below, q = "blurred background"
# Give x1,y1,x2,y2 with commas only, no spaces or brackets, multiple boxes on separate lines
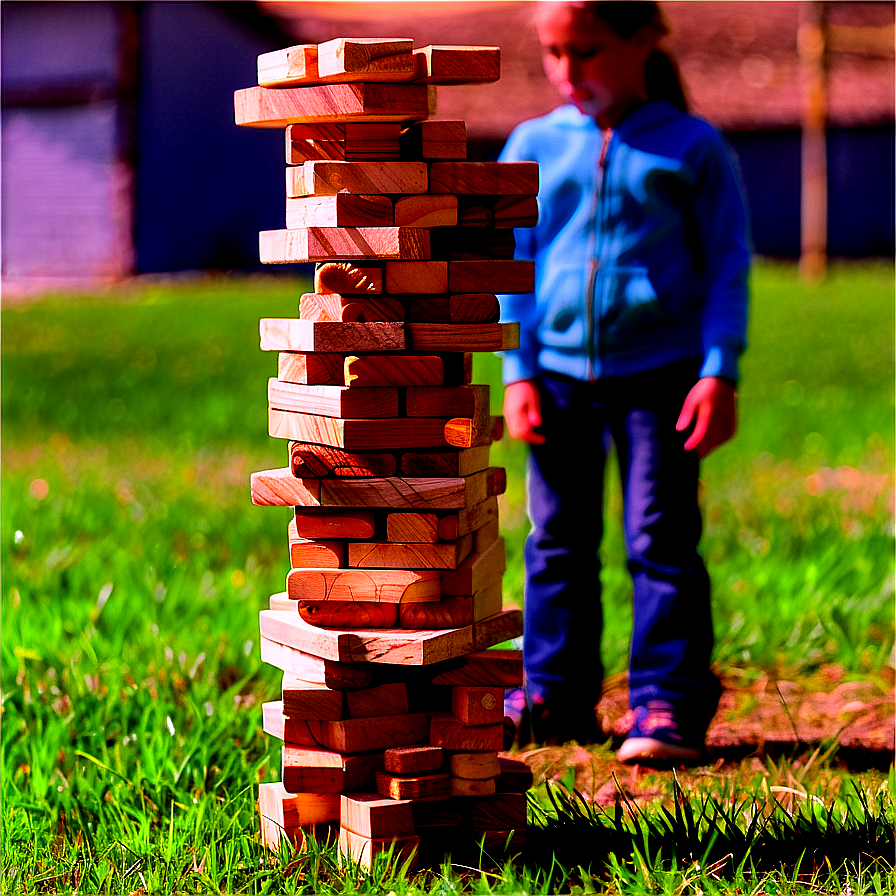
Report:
1,0,893,292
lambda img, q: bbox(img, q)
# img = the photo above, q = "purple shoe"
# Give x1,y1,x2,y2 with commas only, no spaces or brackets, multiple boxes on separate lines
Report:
616,701,705,765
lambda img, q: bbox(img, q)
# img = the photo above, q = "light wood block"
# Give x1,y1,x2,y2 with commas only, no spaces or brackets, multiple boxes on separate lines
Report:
290,443,396,479
265,639,376,690
405,384,488,419
344,682,408,718
384,746,444,775
287,567,440,603
321,469,501,510
286,122,402,163
251,468,320,506
299,293,405,323
286,195,393,229
259,607,522,665
441,536,506,596
260,228,429,264
262,700,326,746
412,46,500,84
400,446,490,478
258,781,339,852
348,533,473,570
384,261,448,294
450,752,501,781
344,354,444,386
405,294,500,324
429,714,504,752
450,778,496,798
470,793,527,830
282,674,343,720
269,380,398,418
385,512,439,544
473,518,501,553
261,319,404,353
282,745,383,793
315,262,383,295
298,600,398,629
328,714,430,754
428,649,523,687
398,595,472,630
258,44,317,86
340,793,415,840
393,195,457,227
450,686,504,726
288,524,345,569
287,161,427,197
376,771,450,801
279,352,343,385
317,37,414,79
438,496,499,540
403,119,467,143
448,260,535,293
497,757,534,793
428,161,537,195
234,82,430,128
293,509,376,539
338,827,419,871
406,322,519,352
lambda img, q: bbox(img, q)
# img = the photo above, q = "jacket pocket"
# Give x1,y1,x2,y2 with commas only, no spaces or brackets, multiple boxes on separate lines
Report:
597,265,671,349
537,263,588,350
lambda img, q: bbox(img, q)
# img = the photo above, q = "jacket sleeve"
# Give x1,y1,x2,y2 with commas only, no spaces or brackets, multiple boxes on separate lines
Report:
497,127,541,385
689,129,751,383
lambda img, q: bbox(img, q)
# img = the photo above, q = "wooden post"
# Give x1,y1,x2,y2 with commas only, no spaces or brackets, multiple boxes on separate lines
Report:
798,1,829,284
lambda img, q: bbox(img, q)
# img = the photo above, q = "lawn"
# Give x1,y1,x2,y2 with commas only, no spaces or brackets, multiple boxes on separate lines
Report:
1,261,893,893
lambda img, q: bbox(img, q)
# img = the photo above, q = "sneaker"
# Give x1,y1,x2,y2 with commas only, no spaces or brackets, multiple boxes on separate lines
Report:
503,687,531,748
616,701,704,766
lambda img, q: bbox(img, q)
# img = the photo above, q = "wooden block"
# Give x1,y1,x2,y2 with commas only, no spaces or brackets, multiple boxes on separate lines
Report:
286,123,402,163
469,582,503,624
258,781,339,852
344,354,444,386
267,640,377,690
261,319,404,353
315,262,383,295
288,527,345,569
400,446,490,478
493,194,539,228
294,509,376,539
270,593,298,612
376,771,450,801
282,745,383,793
279,352,343,386
282,674,344,720
385,511,439,544
406,384,489,419
438,497,499,540
427,649,523,687
470,793,527,831
340,793,415,840
384,261,448,294
287,161,427,197
428,162,537,195
415,141,467,160
496,757,534,793
288,123,404,142
450,778,496,798
258,44,317,86
429,714,504,752
326,713,429,754
251,468,320,506
321,470,497,510
451,686,504,726
344,682,408,718
298,600,398,629
472,518,500,554
290,443,396,479
457,200,494,228
405,294,500,324
399,595,472,630
299,293,405,323
406,322,519,352
316,38,414,80
270,409,485,450
260,228,430,264
287,568,440,603
448,260,535,294
348,533,473,570
393,194,457,228
260,607,520,665
338,827,419,871
262,700,324,746
412,46,500,84
286,195,393,229
269,380,398,418
450,752,501,781
441,537,506,596
384,745,444,775
234,83,430,128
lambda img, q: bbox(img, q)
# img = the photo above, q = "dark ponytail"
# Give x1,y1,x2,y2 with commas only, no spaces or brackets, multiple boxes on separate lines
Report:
582,1,689,112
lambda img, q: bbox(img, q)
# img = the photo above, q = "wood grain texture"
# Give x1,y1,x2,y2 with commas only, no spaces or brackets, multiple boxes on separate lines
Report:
289,443,397,478
269,380,398,418
348,532,473,570
288,161,427,197
384,260,448,294
323,713,430,754
376,771,450,800
450,686,504,726
269,639,377,690
278,352,345,385
282,746,383,794
469,793,527,830
282,674,343,719
338,827,419,871
427,649,523,687
398,595,472,630
449,752,501,781
393,194,457,227
448,260,535,294
340,793,415,840
234,82,430,128
437,496,499,540
441,536,506,596
299,293,405,323
315,262,383,295
251,468,320,507
298,600,398,629
262,700,326,746
383,745,444,775
258,44,317,86
260,227,429,264
261,319,404,353
286,195,393,229
344,353,444,386
286,122,402,163
429,714,504,751
385,511,439,544
405,294,499,323
405,384,489,418
450,778,496,797
405,322,519,352
344,682,408,718
293,508,376,539
316,38,414,80
321,474,470,511
288,524,345,569
428,161,537,195
412,46,500,84
399,446,490,478
287,567,440,603
494,194,539,228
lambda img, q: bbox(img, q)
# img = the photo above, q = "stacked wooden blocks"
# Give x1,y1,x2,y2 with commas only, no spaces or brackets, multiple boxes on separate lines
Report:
235,37,536,870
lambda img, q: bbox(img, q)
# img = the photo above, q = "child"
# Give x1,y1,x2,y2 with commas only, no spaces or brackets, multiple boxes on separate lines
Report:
499,0,750,764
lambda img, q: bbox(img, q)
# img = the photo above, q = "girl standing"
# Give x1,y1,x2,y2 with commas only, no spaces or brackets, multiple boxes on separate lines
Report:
499,0,750,763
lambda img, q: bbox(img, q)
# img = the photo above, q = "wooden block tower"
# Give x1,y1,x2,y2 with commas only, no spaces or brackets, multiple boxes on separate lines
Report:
235,38,537,870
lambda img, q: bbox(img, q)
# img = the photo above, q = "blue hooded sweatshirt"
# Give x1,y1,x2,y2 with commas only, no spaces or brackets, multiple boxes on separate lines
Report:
498,101,750,385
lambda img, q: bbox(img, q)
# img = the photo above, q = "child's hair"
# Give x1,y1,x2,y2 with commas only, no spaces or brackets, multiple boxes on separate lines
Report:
581,1,689,112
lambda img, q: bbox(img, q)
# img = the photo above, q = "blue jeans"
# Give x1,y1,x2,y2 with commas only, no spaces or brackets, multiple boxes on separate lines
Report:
523,362,720,740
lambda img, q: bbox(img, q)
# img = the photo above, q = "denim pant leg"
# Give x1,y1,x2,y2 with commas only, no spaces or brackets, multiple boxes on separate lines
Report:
608,363,720,728
524,373,606,723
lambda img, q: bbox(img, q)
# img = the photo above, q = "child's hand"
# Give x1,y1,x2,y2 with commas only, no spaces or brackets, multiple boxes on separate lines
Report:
503,379,546,444
676,377,737,458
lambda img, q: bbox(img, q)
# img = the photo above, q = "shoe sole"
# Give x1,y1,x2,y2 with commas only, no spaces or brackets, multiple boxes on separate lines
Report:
616,736,703,765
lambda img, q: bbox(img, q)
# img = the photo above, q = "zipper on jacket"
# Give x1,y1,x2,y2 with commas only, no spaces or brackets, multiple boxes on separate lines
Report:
586,127,613,381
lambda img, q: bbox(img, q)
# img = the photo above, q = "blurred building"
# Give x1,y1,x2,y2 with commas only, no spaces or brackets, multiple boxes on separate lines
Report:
1,1,893,287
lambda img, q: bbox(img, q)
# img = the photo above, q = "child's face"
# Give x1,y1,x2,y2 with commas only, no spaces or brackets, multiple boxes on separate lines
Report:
536,2,654,125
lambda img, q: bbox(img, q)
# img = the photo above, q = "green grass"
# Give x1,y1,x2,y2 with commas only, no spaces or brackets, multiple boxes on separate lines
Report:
2,261,893,893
